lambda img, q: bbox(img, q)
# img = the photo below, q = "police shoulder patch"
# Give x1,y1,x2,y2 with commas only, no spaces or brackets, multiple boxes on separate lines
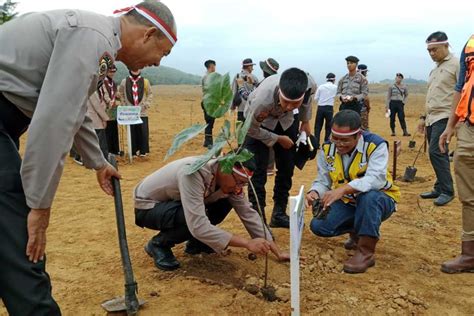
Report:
98,52,114,79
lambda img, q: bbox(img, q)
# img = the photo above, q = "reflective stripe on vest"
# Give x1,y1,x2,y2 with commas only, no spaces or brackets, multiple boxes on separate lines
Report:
322,134,400,204
455,35,474,123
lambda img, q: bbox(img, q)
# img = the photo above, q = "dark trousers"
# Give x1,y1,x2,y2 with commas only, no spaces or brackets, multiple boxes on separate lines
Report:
131,117,150,155
237,111,245,122
95,129,109,159
105,120,120,155
0,93,61,315
427,118,454,196
244,120,298,221
389,100,407,131
201,102,215,143
339,100,362,114
135,199,233,247
314,106,333,148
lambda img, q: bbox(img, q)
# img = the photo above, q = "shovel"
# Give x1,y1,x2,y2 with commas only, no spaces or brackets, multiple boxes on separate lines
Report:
101,154,146,314
403,139,425,182
408,130,417,149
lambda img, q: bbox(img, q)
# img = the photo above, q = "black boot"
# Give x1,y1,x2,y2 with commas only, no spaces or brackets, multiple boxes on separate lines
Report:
185,237,215,255
403,129,411,136
144,240,180,271
203,135,213,149
391,129,396,136
269,204,290,228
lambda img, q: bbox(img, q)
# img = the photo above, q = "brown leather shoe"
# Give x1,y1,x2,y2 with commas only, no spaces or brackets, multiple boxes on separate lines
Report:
343,232,359,250
441,241,474,274
343,236,377,273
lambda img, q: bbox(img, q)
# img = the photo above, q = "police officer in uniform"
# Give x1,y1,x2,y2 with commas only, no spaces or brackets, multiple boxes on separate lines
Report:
244,68,315,228
134,156,290,270
0,1,177,314
336,56,369,114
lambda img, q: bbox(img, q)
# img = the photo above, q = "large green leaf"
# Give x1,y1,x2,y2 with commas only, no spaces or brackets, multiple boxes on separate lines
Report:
184,140,226,175
203,72,233,118
165,124,207,160
217,149,254,174
236,106,255,144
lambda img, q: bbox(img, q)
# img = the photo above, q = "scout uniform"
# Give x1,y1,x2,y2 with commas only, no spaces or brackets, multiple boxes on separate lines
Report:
243,73,315,227
336,72,368,114
119,73,153,156
87,90,109,158
232,59,259,122
101,73,121,155
0,9,121,315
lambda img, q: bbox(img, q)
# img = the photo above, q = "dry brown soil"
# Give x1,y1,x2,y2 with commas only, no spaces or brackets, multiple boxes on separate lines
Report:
2,85,473,315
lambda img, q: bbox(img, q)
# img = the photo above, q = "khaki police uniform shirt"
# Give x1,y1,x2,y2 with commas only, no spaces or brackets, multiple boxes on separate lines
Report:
336,72,369,102
244,74,313,147
425,53,460,126
134,157,272,253
0,10,122,209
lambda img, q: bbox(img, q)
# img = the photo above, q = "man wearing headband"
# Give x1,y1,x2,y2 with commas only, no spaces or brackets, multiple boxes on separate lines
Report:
336,56,369,114
438,34,474,274
133,156,289,271
244,68,313,228
305,110,400,273
0,1,176,313
231,58,260,121
418,31,459,207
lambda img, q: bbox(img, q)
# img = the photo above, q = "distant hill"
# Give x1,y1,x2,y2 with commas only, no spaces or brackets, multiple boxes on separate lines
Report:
114,63,201,85
379,78,427,85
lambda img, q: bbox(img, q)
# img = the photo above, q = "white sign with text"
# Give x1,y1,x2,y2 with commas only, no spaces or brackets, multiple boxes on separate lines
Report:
289,185,305,316
116,106,142,125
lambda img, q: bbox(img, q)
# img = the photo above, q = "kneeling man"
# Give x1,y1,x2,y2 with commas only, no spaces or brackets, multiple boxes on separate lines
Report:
134,156,289,271
305,110,400,273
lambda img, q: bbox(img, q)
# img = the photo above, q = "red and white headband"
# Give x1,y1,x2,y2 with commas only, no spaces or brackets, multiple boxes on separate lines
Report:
279,89,305,102
426,40,449,47
232,166,253,178
114,5,177,46
331,127,361,136
265,59,277,73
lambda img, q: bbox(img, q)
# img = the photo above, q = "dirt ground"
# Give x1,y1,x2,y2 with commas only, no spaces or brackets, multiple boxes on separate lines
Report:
3,85,474,315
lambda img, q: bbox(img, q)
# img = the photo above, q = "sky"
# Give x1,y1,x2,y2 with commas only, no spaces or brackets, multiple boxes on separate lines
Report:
12,0,474,84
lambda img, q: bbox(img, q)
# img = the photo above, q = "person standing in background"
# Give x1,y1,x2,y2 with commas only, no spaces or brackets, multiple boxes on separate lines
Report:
120,69,153,156
314,72,337,148
386,73,410,136
101,64,121,155
201,59,216,149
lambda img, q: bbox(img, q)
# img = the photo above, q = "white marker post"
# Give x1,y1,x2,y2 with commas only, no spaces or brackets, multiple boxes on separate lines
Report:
289,185,305,316
116,106,142,163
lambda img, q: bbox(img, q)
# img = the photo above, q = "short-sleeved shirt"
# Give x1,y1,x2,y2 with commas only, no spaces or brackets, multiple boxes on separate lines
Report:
425,53,460,126
336,73,369,102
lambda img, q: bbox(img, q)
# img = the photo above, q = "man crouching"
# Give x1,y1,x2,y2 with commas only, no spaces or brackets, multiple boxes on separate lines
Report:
305,110,400,273
134,156,289,271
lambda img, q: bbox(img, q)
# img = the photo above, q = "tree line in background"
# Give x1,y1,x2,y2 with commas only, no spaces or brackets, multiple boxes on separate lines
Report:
115,62,202,85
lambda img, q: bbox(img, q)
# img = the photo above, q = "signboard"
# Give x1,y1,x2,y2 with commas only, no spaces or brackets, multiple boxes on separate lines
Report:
116,106,142,125
289,185,305,316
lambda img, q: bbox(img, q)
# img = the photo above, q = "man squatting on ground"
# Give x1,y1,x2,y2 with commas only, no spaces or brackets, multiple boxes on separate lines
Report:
0,1,176,314
439,34,474,273
133,156,290,271
244,68,315,228
306,110,400,274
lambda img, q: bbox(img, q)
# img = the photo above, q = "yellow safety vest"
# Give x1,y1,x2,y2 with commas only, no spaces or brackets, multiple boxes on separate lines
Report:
322,132,400,204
